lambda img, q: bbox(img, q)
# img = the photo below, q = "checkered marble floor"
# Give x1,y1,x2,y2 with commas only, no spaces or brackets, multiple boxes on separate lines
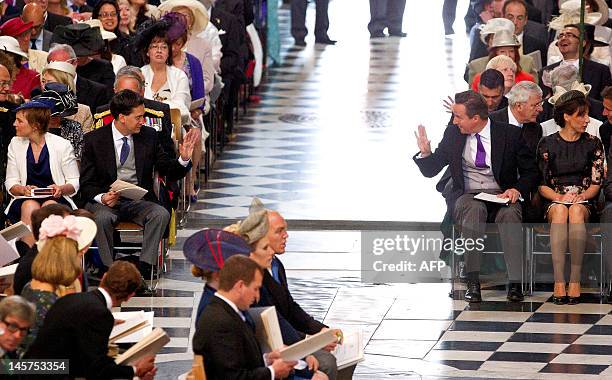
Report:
124,1,612,379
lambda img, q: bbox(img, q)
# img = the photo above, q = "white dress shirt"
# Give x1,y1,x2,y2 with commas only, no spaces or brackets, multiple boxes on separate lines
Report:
467,119,493,175
97,287,113,311
507,107,522,128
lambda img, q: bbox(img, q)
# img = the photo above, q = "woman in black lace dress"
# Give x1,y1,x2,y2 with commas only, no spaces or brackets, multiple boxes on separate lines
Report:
537,90,604,305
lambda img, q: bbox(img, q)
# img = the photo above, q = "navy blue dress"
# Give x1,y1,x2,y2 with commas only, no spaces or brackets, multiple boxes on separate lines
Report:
7,144,69,223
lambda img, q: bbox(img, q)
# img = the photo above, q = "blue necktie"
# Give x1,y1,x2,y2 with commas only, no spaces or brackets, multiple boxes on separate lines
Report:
119,137,130,166
242,311,256,332
271,258,281,284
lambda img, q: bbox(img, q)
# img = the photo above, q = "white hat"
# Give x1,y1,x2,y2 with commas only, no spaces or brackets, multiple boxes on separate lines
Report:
559,0,608,24
550,0,604,29
0,36,28,59
489,29,521,49
45,60,77,77
36,216,98,251
548,81,592,105
159,0,209,34
81,19,117,41
479,18,515,45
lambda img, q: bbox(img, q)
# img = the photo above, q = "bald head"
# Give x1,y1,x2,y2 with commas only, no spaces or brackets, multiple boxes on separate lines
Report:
22,3,45,39
266,211,288,254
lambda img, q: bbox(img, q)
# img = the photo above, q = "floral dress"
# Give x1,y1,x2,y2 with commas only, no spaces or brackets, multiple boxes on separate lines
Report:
537,131,605,216
19,283,58,353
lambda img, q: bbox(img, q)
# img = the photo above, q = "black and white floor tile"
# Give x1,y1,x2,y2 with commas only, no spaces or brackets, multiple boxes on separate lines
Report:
119,1,612,378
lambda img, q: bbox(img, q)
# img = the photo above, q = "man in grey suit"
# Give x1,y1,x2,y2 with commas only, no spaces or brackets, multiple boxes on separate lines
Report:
22,3,52,51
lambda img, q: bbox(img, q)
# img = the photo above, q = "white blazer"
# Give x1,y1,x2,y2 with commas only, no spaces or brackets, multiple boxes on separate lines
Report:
142,64,191,123
4,133,80,213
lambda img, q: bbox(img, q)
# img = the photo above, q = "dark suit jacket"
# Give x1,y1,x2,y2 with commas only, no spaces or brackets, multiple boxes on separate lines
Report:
414,120,540,210
76,76,112,116
262,258,326,336
600,121,612,156
32,29,53,52
24,290,134,379
540,59,612,100
44,11,72,33
79,124,190,204
211,7,245,82
95,99,175,158
489,107,543,154
77,58,115,90
193,296,271,380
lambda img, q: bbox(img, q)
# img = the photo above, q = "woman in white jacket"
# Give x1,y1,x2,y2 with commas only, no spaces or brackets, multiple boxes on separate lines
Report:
5,100,79,246
138,20,191,124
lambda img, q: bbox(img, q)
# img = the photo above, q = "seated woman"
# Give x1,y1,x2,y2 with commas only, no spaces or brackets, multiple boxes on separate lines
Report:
129,0,160,27
466,29,538,86
93,0,141,67
537,90,605,305
0,36,39,99
118,0,135,36
472,55,534,94
35,83,84,160
20,214,96,351
4,100,80,246
41,61,94,133
137,20,191,124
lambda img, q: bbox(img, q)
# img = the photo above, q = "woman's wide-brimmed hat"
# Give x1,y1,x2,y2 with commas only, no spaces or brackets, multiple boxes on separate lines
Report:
50,23,104,57
549,84,591,105
489,29,521,49
159,0,209,34
34,82,78,118
183,228,250,271
479,18,515,45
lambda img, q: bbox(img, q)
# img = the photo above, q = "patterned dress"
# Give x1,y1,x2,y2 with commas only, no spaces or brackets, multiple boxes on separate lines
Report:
20,283,58,352
537,131,605,216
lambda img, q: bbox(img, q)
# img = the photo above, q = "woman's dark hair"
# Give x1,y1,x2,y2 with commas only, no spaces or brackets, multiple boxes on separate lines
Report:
553,90,590,128
93,0,121,33
21,107,51,133
488,46,523,73
135,20,174,66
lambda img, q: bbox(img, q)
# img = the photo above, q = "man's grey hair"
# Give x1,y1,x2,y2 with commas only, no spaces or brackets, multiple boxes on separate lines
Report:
0,296,35,325
48,44,76,61
115,65,145,91
506,81,543,106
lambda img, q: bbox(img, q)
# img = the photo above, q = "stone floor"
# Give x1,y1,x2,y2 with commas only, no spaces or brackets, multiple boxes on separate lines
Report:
120,1,612,379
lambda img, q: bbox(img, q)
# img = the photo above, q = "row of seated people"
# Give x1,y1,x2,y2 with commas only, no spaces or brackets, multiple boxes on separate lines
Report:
0,0,260,201
416,80,612,305
4,89,199,283
466,0,612,107
0,197,345,380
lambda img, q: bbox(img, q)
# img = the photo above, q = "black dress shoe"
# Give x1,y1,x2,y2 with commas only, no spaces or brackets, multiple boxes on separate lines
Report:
465,280,482,303
136,276,155,296
294,39,306,46
314,37,336,45
507,283,524,302
370,32,386,38
389,31,407,37
138,262,157,279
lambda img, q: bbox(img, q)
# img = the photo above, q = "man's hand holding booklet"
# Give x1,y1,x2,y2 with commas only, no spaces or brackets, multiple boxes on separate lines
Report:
110,180,148,201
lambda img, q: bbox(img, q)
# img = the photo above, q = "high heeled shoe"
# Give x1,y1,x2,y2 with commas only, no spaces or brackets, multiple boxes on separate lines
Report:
552,295,569,305
568,283,581,305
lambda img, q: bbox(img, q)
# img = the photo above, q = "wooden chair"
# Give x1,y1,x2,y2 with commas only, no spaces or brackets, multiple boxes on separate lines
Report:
185,355,206,380
170,108,190,227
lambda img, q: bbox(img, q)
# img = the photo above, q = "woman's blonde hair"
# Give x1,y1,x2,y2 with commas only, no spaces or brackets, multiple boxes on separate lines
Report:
486,55,517,73
118,0,136,33
32,236,82,287
42,68,76,92
191,265,215,281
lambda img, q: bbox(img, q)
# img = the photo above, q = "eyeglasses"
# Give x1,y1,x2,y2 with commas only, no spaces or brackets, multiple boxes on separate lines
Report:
0,81,11,88
2,319,29,335
149,44,168,51
558,32,579,40
99,11,117,18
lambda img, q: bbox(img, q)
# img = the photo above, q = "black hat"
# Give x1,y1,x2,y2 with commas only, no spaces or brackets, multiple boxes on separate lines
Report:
50,23,104,57
34,82,78,118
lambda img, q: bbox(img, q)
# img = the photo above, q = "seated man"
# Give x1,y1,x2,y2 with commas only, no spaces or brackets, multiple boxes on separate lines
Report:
193,255,297,379
79,89,198,276
414,90,539,303
24,261,156,378
93,65,175,158
0,296,35,360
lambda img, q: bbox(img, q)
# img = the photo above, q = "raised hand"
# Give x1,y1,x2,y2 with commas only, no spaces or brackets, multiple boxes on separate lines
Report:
415,125,432,157
179,128,199,161
442,95,454,114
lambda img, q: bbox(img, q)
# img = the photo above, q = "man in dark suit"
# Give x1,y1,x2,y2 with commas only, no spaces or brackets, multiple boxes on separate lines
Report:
599,86,612,303
469,0,547,63
25,261,157,379
94,65,176,158
540,24,612,100
0,296,35,362
193,255,297,379
80,90,198,275
415,90,539,303
47,44,113,116
599,86,612,155
368,0,406,38
291,0,335,45
21,0,72,33
22,3,52,51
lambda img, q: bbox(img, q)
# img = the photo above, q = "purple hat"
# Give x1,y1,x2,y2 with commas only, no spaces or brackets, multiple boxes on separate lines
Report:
183,228,250,271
